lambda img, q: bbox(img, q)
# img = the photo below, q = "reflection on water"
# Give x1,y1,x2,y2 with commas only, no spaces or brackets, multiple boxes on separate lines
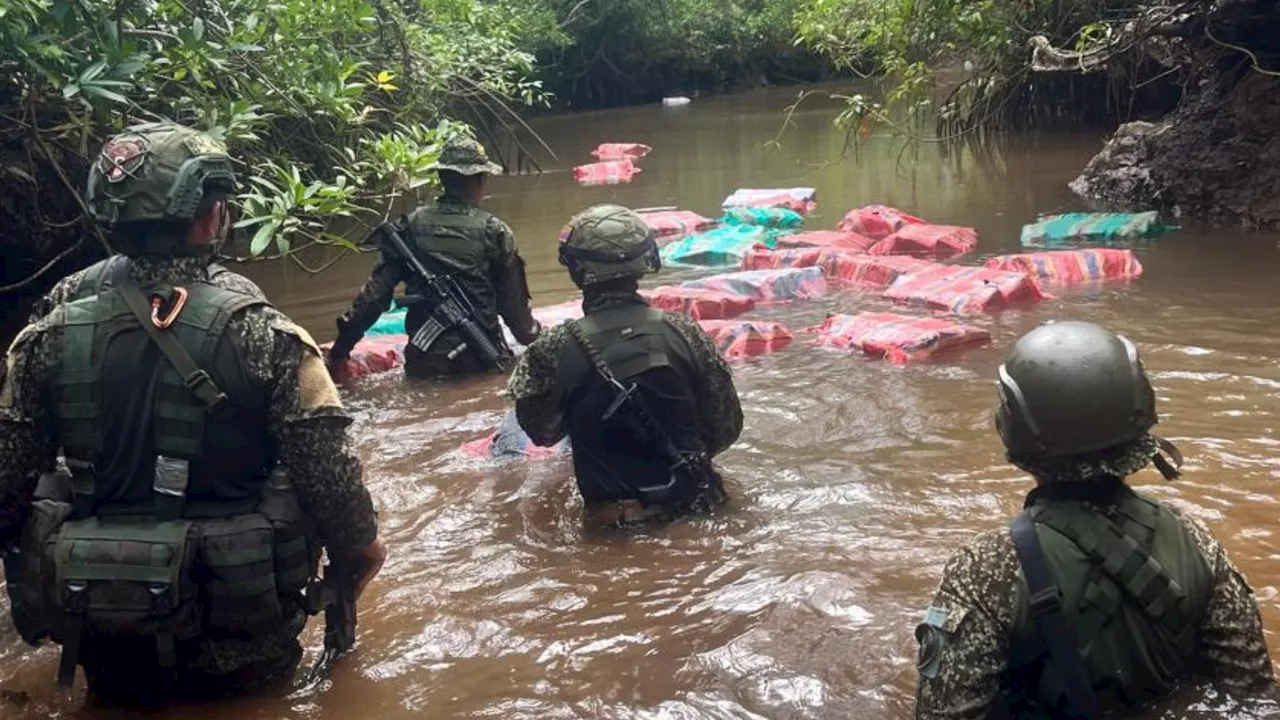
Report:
3,84,1280,718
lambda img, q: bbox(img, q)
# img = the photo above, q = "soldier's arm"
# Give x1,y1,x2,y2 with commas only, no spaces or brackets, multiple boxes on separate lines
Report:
1179,512,1277,694
508,325,570,446
256,309,379,554
663,314,743,456
0,324,58,546
489,219,541,346
915,530,1019,720
331,250,407,359
26,269,90,323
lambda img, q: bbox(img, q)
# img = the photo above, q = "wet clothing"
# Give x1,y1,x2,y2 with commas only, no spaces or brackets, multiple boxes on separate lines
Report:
507,291,742,512
1,255,378,703
331,195,539,377
914,479,1275,719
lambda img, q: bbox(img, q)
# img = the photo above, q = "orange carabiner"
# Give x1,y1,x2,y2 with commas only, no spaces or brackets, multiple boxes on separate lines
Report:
150,286,189,329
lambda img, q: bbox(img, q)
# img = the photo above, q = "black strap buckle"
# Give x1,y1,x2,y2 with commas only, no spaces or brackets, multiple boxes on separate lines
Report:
1028,586,1062,618
184,370,229,411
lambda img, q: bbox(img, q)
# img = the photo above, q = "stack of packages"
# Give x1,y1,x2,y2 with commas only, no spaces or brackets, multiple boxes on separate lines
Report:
574,142,651,186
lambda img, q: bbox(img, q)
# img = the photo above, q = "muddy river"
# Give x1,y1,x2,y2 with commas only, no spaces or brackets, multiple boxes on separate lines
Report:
4,86,1280,719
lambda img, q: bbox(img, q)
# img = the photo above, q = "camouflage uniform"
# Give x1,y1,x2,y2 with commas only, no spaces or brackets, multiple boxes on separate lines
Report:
0,123,378,704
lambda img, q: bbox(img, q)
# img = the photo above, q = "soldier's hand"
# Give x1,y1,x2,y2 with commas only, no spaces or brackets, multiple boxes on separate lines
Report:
323,347,351,383
352,537,388,599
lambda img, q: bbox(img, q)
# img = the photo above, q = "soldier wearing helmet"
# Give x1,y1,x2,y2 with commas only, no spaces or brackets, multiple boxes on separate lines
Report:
507,204,743,526
2,122,384,704
915,322,1274,719
327,136,540,379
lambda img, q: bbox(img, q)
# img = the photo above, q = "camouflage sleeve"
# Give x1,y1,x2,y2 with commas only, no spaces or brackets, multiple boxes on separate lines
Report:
1175,510,1277,694
508,323,570,446
489,218,540,346
236,306,378,554
662,313,743,456
0,322,58,545
915,529,1020,720
332,250,406,356
26,268,89,323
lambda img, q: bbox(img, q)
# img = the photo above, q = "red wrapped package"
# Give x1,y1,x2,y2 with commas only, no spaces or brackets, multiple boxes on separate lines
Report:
461,410,570,460
822,255,936,289
983,249,1143,286
637,209,718,240
883,265,1044,314
641,286,756,320
869,224,978,259
573,159,641,186
698,319,794,360
812,312,991,364
320,335,405,384
775,230,877,253
591,143,652,160
680,267,828,303
721,188,817,215
837,205,926,240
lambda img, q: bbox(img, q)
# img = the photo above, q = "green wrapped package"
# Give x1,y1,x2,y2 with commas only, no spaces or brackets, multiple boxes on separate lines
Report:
368,305,406,336
1020,212,1175,247
660,225,783,267
721,206,804,229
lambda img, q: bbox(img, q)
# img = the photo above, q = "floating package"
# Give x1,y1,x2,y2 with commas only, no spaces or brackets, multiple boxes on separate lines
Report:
722,188,817,215
321,335,405,384
461,409,571,461
573,159,641,186
699,319,794,360
637,209,718,240
1020,211,1174,247
838,205,926,240
813,312,991,365
721,206,804,229
660,225,779,267
870,224,978,259
641,286,756,320
740,249,931,288
369,306,406,336
883,265,1045,315
984,249,1143,286
681,267,828,303
591,143,652,160
775,230,877,253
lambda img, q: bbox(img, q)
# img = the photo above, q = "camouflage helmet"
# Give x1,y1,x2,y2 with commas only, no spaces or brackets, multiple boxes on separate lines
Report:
428,137,503,176
87,122,236,228
995,321,1158,461
558,204,660,287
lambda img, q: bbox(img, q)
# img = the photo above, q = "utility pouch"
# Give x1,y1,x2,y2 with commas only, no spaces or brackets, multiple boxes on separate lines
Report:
254,468,318,603
6,498,74,645
198,514,282,635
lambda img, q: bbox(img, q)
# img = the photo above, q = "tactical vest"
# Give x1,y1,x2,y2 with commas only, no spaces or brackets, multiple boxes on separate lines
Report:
1005,488,1214,715
9,257,318,686
403,203,505,355
557,305,702,504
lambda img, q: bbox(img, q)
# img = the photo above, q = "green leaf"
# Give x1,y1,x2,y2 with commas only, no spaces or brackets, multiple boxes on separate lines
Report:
193,18,205,41
250,218,281,256
81,84,130,104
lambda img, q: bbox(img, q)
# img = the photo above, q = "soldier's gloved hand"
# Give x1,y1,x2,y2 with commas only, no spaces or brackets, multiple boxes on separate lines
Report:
324,345,351,381
351,537,388,599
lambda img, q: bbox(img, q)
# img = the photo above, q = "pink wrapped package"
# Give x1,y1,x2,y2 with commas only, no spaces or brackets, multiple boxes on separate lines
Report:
680,267,828,303
774,230,877,253
573,159,641,186
882,265,1045,314
837,205,926,240
869,224,978,259
698,319,794,360
811,312,991,364
591,143,653,160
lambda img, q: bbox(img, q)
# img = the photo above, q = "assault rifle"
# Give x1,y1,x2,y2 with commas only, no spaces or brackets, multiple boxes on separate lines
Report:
373,219,507,371
303,554,359,687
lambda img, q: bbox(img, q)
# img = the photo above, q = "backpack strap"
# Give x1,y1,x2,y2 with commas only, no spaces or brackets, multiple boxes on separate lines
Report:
1010,511,1102,720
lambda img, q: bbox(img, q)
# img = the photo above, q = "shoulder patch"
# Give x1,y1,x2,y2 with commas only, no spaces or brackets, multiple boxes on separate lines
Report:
297,353,343,412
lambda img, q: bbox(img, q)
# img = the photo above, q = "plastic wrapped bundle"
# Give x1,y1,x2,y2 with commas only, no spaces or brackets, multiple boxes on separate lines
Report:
1019,212,1174,247
532,300,584,328
698,319,794,360
720,206,804,229
869,224,978,259
740,249,931,289
660,226,777,267
722,188,817,215
461,410,571,461
573,159,641,186
812,312,991,364
837,205,926,240
637,209,718,240
640,286,756,320
775,230,876,253
321,335,406,384
984,249,1143,286
883,265,1045,315
368,306,406,336
591,143,652,160
681,267,828,303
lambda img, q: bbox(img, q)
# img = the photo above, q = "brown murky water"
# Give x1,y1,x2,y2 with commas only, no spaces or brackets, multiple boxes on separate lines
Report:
4,85,1280,718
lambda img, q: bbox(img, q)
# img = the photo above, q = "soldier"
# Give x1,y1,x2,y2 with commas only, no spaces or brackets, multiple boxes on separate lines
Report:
914,321,1275,719
0,122,385,705
508,204,743,526
326,136,540,379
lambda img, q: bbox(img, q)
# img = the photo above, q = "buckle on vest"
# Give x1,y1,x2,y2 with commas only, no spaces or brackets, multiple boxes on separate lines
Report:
1028,586,1063,618
149,286,189,330
184,370,229,411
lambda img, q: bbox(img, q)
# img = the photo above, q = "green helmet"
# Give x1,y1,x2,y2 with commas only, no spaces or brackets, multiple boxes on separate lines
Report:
557,204,660,287
87,122,236,229
996,321,1157,460
428,137,503,176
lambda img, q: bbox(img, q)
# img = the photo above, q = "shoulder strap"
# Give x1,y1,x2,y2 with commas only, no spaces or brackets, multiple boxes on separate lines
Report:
1010,511,1102,720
